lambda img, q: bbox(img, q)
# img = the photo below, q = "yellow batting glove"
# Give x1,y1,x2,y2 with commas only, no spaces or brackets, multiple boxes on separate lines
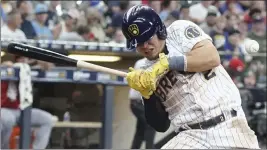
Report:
150,53,170,80
126,53,169,98
139,88,153,99
126,67,154,99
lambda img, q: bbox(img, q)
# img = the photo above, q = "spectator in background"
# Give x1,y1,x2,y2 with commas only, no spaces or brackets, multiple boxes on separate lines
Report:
105,1,121,20
109,29,126,44
17,0,37,39
223,13,241,54
148,0,161,14
31,3,53,40
178,4,191,20
58,25,93,42
221,0,244,16
238,20,249,43
250,1,266,16
86,7,107,42
210,16,227,51
257,64,266,88
164,10,179,27
129,1,142,8
57,9,80,41
225,28,247,60
200,6,220,34
45,1,60,30
244,7,266,30
243,71,257,88
189,0,213,24
1,4,7,26
106,1,129,38
159,0,170,21
1,0,13,15
228,50,245,87
247,9,266,54
1,56,55,149
225,13,239,30
159,0,178,22
238,1,252,12
1,10,27,40
76,25,95,42
64,85,102,148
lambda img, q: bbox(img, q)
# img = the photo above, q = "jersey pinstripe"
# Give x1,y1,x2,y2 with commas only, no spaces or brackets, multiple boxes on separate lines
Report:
140,20,259,149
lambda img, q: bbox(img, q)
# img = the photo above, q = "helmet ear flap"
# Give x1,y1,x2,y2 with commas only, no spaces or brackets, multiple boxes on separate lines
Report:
156,23,167,40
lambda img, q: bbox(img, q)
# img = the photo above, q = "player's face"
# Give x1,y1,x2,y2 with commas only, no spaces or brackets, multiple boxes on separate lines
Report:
136,34,165,60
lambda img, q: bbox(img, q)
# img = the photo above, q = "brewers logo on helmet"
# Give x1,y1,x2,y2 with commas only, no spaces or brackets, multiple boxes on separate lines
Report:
122,5,167,50
128,24,139,36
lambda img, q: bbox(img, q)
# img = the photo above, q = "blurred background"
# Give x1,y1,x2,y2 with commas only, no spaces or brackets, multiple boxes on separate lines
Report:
0,0,266,149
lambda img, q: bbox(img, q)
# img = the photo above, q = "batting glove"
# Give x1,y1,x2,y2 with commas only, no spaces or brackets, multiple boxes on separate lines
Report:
150,53,169,79
126,67,155,99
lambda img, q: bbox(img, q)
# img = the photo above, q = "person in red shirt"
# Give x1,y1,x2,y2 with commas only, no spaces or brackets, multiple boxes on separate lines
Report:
1,56,55,149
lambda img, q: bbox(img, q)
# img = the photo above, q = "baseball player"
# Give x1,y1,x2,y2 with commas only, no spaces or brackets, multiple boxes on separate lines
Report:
129,58,156,149
122,5,260,149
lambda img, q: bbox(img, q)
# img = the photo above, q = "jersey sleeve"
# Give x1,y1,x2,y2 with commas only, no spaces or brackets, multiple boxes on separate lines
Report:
167,20,212,54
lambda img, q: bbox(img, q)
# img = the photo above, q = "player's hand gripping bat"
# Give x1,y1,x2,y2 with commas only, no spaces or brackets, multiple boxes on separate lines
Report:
6,42,128,77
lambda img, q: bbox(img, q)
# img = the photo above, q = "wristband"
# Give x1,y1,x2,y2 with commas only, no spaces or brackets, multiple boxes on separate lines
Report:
168,55,187,72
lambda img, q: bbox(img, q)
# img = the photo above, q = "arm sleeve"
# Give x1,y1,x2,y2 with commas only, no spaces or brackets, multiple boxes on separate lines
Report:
167,20,212,54
143,93,170,132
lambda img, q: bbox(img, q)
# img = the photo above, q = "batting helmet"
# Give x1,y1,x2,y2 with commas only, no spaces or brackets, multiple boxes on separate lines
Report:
122,5,167,50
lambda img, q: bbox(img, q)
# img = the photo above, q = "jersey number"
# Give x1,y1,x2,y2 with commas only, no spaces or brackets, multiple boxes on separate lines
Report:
204,69,216,80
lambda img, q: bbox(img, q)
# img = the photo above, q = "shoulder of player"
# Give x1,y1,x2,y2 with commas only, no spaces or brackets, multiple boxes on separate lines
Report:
167,20,199,33
134,58,147,69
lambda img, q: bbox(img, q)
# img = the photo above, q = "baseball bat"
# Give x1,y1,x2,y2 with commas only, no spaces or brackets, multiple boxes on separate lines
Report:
6,42,128,77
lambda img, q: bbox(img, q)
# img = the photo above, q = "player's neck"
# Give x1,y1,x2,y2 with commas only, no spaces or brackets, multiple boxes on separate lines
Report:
159,40,166,53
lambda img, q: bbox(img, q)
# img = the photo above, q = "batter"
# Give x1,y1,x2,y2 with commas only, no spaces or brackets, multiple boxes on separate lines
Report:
122,5,259,149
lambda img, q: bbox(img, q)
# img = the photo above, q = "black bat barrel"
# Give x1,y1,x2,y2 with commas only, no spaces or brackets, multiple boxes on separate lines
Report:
7,42,77,66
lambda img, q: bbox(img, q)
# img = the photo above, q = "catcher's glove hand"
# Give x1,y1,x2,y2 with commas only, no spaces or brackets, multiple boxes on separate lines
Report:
126,53,169,99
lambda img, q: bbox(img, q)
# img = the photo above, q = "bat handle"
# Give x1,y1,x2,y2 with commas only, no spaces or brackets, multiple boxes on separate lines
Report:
77,60,128,77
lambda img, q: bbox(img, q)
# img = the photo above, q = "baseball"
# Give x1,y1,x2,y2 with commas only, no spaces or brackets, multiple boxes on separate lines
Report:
244,39,259,53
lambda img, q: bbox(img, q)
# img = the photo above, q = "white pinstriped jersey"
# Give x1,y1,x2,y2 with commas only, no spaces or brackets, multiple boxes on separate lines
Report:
140,20,244,130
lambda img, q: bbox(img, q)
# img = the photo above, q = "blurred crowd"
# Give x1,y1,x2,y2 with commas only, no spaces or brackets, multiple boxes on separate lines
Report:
1,0,266,88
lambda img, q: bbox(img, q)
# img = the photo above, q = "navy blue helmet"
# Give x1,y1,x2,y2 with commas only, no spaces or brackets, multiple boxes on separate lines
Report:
122,5,167,50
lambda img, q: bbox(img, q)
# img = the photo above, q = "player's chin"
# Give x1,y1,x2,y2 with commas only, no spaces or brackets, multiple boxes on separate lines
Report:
146,53,159,60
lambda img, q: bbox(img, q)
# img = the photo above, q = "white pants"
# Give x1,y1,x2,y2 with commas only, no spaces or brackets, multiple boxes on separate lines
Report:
1,108,54,149
162,116,260,149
